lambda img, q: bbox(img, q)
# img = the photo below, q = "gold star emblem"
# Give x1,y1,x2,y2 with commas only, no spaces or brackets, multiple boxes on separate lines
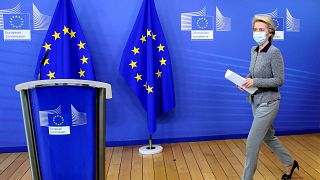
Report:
47,71,55,79
152,33,157,40
131,46,140,55
147,85,153,94
157,43,165,52
134,73,142,82
43,42,52,51
129,60,137,69
77,41,86,50
43,58,50,66
79,68,85,77
155,69,162,78
63,26,69,35
69,30,76,38
147,29,152,37
140,35,147,44
52,31,61,40
80,55,88,64
159,57,167,66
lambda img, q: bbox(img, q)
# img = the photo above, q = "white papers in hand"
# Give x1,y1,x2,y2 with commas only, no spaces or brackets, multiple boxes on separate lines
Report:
225,69,258,95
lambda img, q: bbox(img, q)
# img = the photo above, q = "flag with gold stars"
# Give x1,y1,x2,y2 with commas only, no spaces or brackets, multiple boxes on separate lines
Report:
34,0,95,80
119,0,175,134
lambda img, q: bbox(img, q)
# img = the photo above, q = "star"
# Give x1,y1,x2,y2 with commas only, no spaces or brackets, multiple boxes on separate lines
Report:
43,58,50,66
147,29,152,37
152,33,157,40
140,35,147,44
69,30,76,38
47,71,55,79
157,43,165,52
129,60,137,69
143,82,148,90
155,69,162,78
43,42,51,51
131,46,140,55
80,55,88,64
79,68,85,77
63,26,69,35
77,41,86,50
52,31,61,40
159,57,167,66
147,85,153,94
134,73,142,82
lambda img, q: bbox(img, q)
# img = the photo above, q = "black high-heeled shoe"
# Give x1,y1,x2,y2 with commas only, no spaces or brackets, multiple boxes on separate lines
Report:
281,160,299,179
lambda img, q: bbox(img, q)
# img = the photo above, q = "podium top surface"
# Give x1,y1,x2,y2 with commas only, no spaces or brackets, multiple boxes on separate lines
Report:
15,79,112,99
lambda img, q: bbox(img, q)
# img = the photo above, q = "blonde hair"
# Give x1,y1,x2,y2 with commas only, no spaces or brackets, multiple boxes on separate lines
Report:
252,16,275,42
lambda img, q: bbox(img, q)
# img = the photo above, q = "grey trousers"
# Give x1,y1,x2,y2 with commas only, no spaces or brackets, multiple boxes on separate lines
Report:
242,100,294,180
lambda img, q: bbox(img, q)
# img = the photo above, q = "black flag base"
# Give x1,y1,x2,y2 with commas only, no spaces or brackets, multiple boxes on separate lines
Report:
139,135,163,155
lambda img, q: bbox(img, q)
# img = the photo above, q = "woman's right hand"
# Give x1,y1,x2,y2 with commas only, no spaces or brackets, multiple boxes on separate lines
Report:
237,85,244,92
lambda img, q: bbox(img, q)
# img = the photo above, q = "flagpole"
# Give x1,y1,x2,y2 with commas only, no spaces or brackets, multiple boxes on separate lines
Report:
149,134,153,150
37,52,49,80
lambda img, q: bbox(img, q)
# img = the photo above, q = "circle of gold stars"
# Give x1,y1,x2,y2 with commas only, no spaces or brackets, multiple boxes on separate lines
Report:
196,17,209,29
42,25,90,79
10,15,24,29
53,115,64,126
128,28,171,95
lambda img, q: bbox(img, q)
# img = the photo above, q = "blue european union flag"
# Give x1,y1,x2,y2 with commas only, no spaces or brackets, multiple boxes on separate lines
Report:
34,0,95,80
192,16,213,30
3,13,30,30
119,0,175,134
273,18,284,31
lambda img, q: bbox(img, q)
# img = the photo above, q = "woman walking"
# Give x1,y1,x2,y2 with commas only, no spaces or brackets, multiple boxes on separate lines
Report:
239,16,299,180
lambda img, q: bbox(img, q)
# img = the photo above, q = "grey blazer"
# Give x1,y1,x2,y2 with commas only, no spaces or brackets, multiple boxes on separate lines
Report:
246,43,284,105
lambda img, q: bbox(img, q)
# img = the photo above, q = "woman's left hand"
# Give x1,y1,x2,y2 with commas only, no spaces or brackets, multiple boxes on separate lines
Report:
243,78,254,88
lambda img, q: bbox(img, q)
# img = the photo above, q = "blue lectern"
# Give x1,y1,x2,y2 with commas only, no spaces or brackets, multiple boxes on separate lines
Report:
15,79,112,180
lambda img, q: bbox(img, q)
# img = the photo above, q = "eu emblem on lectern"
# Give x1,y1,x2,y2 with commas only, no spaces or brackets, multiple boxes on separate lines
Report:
39,104,87,135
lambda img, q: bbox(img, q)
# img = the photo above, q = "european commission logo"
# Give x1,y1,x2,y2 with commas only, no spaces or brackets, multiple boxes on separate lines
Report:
255,8,300,40
273,17,284,40
39,104,87,135
0,3,52,41
2,13,31,41
181,6,231,41
191,16,214,40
